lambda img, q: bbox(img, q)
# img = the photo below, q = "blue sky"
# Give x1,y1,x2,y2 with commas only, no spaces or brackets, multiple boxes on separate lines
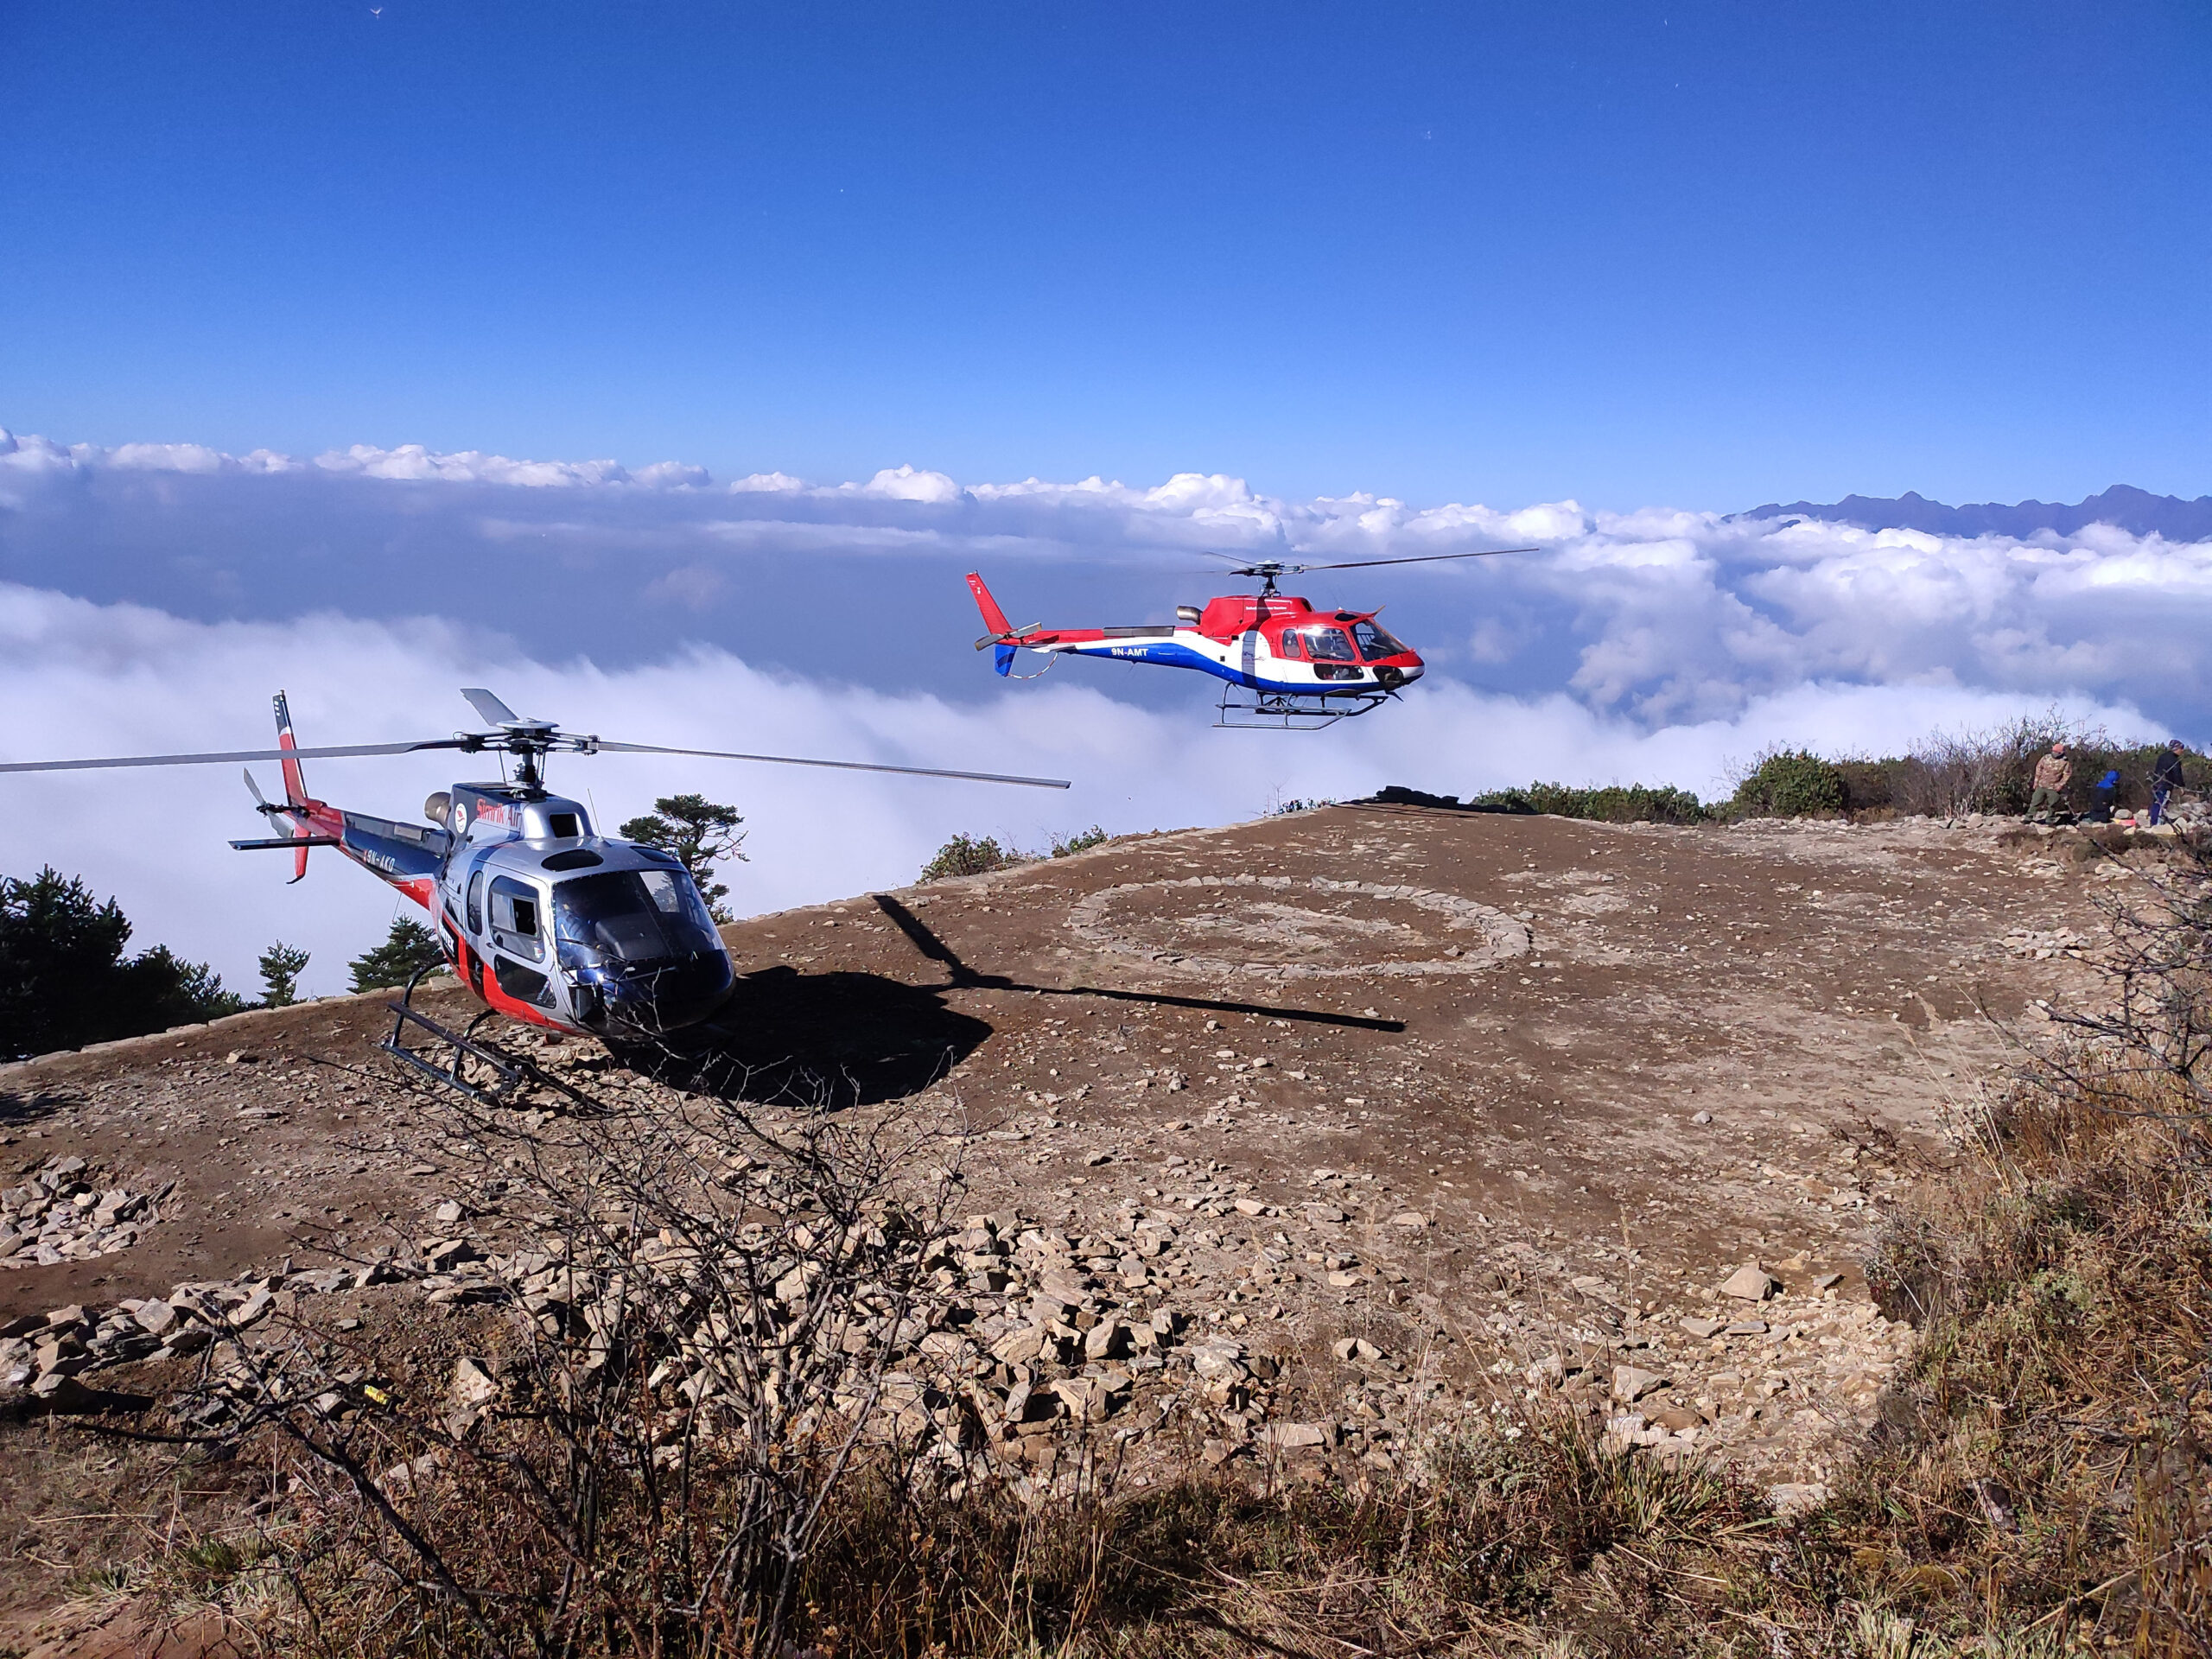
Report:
4,1,2205,509
3,3,2210,994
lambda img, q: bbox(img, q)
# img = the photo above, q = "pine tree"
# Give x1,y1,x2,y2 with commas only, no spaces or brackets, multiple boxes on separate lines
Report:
0,867,242,1058
619,793,747,923
348,916,445,992
258,941,310,1007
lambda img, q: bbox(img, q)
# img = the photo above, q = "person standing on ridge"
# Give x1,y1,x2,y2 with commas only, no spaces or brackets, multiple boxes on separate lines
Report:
2152,740,2187,826
2027,741,2072,825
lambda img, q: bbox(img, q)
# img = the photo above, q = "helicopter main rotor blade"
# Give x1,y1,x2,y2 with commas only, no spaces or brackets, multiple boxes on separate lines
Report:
592,740,1071,791
461,687,523,728
0,740,469,776
1269,547,1537,575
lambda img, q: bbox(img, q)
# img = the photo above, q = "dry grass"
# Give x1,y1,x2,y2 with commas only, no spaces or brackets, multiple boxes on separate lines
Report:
64,842,2212,1656
215,1408,1796,1657
1837,1077,2212,1650
785,1415,1779,1657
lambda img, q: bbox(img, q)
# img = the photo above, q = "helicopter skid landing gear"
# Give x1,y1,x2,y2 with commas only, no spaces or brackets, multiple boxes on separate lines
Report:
1215,689,1391,730
380,969,596,1111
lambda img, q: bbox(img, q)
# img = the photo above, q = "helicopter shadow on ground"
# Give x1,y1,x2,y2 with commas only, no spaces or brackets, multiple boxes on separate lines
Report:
622,893,1404,1112
864,894,1407,1033
636,964,995,1111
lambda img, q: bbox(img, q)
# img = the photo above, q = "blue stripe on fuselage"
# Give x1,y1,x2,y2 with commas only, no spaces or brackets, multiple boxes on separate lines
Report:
340,810,450,883
1075,639,1326,694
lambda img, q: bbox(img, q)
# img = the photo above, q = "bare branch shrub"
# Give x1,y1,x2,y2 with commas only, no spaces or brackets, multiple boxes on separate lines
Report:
1893,709,2111,823
159,1050,967,1656
2029,832,2212,1127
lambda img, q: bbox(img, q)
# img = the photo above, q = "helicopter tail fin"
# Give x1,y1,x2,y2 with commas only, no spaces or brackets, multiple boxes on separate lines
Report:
272,691,312,881
966,572,1013,638
272,690,308,807
965,573,1020,676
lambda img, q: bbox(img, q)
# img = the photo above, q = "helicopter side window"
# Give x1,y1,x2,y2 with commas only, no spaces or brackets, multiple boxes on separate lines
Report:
466,864,487,933
1270,630,1300,660
1294,626,1357,662
1352,620,1408,659
487,874,546,963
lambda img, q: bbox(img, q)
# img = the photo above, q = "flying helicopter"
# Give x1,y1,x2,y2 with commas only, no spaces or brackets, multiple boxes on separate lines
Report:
965,547,1533,728
0,689,1069,1044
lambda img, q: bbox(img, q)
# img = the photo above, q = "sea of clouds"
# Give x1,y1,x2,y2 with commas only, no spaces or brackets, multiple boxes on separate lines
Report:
3,429,2205,997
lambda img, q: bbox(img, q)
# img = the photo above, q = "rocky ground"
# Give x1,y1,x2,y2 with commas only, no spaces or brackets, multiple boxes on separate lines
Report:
0,802,2143,1644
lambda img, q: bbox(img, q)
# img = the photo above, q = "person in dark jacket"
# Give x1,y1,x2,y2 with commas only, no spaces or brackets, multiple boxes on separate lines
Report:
2152,741,2187,826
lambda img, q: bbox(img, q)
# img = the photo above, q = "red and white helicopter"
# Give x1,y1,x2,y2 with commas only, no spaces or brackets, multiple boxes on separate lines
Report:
1,690,1068,1046
966,549,1530,728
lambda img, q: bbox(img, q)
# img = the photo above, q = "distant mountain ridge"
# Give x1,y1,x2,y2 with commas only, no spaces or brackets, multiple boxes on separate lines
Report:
1739,484,2212,543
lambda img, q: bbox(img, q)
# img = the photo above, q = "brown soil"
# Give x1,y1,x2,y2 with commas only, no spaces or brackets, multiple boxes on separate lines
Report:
0,804,2126,1644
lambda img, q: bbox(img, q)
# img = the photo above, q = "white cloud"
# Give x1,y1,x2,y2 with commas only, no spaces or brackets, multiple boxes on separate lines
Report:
850,464,962,504
312,443,645,488
8,429,2211,740
3,422,2209,999
0,580,2160,1002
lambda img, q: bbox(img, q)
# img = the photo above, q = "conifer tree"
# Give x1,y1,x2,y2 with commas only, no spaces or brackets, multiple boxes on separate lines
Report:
619,793,747,923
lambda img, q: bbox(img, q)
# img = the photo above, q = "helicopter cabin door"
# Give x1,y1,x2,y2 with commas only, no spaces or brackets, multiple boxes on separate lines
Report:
486,874,556,1008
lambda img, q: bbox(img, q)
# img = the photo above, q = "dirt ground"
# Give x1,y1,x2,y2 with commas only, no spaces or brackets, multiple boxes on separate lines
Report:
0,802,2131,1646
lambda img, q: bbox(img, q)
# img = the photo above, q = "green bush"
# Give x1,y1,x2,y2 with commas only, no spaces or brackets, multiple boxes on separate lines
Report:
1465,782,1707,825
919,834,1020,880
1048,826,1109,858
1730,749,1847,817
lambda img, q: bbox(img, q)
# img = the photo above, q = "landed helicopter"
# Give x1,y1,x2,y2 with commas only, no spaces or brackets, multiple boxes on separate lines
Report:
0,689,1069,1053
964,548,1532,728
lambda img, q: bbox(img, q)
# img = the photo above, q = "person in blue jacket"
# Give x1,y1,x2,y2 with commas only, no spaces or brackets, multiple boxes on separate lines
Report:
2086,766,2120,823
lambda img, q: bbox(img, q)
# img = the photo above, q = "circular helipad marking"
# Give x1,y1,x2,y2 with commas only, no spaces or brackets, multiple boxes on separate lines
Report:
1068,874,1530,980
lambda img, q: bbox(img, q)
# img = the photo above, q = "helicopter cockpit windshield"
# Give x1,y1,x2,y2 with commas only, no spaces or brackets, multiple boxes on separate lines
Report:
553,868,721,967
1352,620,1408,659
